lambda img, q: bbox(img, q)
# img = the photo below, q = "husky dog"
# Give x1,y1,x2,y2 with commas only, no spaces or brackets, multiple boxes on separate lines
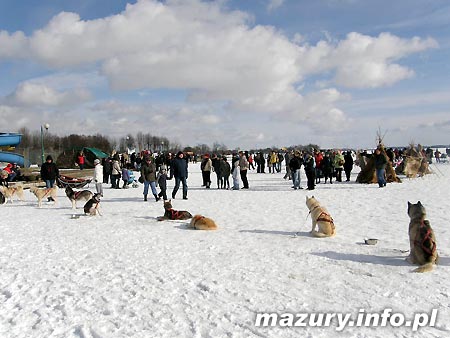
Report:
407,201,438,272
188,215,218,230
83,193,102,216
306,196,336,238
30,186,58,208
0,185,25,203
157,199,192,221
65,185,93,209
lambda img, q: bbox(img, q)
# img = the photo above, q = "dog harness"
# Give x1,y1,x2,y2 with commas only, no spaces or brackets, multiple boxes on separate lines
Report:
42,188,54,198
414,220,437,257
166,208,188,220
309,205,335,230
74,191,84,199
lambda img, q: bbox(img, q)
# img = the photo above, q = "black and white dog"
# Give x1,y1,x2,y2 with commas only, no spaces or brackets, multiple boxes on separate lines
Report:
83,193,102,216
65,186,93,209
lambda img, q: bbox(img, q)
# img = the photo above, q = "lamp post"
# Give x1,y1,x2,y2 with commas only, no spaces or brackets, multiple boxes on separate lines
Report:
41,123,50,164
161,141,164,152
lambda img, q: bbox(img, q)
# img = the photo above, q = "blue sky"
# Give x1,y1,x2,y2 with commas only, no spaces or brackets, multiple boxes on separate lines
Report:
0,0,449,150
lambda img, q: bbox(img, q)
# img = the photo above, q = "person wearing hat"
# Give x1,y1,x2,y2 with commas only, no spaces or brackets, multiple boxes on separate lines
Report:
156,165,168,201
40,155,59,201
93,159,103,196
220,155,231,189
170,151,189,199
141,155,159,201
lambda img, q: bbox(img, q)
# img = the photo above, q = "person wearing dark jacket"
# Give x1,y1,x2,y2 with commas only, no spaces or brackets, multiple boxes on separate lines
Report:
40,155,59,201
40,155,59,188
103,157,112,184
171,151,189,199
289,151,303,189
321,152,334,184
212,154,222,189
303,152,316,190
220,156,231,189
157,165,168,201
374,148,388,188
343,151,354,182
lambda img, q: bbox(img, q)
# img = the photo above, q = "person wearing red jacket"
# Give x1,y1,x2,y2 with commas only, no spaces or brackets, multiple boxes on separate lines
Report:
77,151,86,170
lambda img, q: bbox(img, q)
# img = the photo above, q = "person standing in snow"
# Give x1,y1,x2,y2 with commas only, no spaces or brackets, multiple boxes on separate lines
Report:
239,151,249,189
141,156,159,201
232,155,240,190
343,151,354,182
156,165,168,201
171,151,189,199
93,159,103,196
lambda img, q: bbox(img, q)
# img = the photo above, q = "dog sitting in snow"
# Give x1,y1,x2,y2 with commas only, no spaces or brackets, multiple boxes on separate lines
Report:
65,185,93,209
157,200,192,221
188,215,218,230
0,185,25,203
407,201,438,272
306,196,336,238
83,193,102,216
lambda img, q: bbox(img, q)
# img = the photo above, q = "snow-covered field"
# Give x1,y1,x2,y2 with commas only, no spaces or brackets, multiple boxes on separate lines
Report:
1,163,450,338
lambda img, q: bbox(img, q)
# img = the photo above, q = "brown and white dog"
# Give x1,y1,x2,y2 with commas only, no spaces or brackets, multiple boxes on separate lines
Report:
65,185,93,209
306,196,336,238
30,186,58,208
157,200,192,221
407,201,438,272
188,215,218,230
0,185,25,203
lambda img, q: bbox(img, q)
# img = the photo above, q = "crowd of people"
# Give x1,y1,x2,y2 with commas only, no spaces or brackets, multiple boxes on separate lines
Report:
1,145,448,205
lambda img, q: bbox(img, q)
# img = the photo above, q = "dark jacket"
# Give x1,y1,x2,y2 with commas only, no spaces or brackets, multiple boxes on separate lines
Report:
40,161,59,181
157,173,167,191
344,152,354,171
171,156,188,179
374,153,388,170
220,160,231,178
289,155,302,171
321,156,334,175
303,154,315,173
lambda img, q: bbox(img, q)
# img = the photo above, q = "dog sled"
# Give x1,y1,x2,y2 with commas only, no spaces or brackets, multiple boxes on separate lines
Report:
57,175,92,189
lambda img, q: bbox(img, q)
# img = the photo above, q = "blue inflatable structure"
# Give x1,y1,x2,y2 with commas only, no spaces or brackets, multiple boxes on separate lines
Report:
0,133,24,167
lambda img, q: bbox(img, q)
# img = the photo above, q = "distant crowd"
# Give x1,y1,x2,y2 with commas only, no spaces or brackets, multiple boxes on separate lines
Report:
1,146,449,201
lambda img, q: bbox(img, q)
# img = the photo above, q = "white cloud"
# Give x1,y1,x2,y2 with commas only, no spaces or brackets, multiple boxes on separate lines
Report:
3,82,91,107
267,0,285,12
0,1,437,106
0,0,441,148
298,32,438,88
0,30,28,59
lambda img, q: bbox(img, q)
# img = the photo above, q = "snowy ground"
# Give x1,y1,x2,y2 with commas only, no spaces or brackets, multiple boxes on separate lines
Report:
1,162,450,338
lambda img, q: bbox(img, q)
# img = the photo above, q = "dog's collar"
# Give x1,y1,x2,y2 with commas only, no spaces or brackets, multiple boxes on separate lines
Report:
309,205,322,214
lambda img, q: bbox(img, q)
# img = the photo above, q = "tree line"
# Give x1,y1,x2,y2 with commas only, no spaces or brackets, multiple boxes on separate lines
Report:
15,127,320,155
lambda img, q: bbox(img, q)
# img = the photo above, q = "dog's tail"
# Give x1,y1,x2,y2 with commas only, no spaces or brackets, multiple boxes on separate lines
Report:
413,262,434,273
310,230,334,238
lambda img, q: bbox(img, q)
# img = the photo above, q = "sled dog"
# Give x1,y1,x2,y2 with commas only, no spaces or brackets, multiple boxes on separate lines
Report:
157,200,192,221
83,193,102,216
306,196,336,238
65,185,93,209
30,186,58,208
0,185,25,203
188,215,218,230
407,201,438,272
